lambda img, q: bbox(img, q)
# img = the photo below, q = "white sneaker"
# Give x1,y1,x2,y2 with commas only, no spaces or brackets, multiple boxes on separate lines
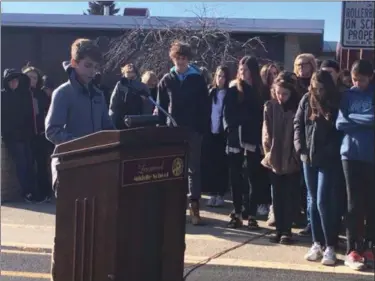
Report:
321,247,337,266
214,196,225,207
304,243,323,261
206,196,216,207
257,204,269,216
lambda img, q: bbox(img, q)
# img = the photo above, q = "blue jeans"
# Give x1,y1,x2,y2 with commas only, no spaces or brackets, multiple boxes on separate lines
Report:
306,185,312,225
303,163,338,246
5,141,35,196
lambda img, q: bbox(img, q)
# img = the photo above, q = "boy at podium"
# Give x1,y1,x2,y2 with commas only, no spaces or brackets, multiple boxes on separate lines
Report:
44,38,114,281
157,41,210,225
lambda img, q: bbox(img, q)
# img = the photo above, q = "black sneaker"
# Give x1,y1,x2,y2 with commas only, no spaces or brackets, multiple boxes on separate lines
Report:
248,218,260,230
228,214,243,229
299,225,311,236
280,234,293,245
269,233,282,243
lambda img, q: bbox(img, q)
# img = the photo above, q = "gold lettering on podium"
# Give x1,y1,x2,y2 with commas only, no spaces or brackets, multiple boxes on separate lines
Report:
122,155,185,187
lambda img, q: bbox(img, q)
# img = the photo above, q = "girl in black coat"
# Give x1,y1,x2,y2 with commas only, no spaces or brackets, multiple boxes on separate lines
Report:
223,56,269,229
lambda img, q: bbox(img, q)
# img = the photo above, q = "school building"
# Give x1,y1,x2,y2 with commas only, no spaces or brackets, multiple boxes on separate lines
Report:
2,12,325,85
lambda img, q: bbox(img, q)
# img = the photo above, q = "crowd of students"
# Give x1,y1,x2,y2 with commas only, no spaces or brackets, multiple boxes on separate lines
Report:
1,38,374,275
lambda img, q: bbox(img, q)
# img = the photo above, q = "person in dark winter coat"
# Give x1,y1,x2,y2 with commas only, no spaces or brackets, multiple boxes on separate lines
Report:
109,63,153,129
157,41,210,226
1,69,37,202
201,65,231,208
223,56,269,230
22,65,53,202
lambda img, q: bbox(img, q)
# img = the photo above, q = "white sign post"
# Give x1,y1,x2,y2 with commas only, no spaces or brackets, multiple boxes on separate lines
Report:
340,1,375,49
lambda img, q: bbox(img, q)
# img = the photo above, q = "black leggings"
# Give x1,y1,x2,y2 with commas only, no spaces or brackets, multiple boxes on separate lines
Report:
201,133,228,196
229,151,269,216
342,160,375,253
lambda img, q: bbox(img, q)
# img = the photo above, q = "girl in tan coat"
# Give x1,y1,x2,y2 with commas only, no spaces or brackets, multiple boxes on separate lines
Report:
261,71,301,244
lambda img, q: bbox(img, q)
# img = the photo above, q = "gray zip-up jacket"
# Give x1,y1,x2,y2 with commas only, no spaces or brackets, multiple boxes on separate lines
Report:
45,62,113,145
45,62,114,195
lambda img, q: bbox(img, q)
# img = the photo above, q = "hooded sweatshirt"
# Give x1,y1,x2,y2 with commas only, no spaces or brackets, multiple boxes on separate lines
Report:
157,65,210,134
336,85,374,163
45,61,114,146
1,69,36,142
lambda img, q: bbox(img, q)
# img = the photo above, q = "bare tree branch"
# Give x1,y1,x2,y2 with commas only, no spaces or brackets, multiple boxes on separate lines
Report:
104,5,271,77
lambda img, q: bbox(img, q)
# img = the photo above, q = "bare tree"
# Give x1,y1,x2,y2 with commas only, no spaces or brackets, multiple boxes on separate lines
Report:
104,5,269,77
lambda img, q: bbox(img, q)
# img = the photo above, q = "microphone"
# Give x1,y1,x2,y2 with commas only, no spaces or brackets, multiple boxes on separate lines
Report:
124,115,160,128
139,90,178,127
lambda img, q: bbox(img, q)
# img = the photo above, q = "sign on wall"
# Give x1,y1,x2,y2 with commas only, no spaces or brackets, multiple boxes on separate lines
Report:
340,1,375,49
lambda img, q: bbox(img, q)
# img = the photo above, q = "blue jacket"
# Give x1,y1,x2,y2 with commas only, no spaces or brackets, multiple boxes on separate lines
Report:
45,62,114,145
336,85,374,163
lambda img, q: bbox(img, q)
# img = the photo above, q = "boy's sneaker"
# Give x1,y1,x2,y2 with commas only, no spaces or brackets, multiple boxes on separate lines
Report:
206,196,216,207
269,233,282,243
304,243,323,261
280,233,293,245
214,196,225,207
362,249,374,269
321,247,337,266
345,251,365,271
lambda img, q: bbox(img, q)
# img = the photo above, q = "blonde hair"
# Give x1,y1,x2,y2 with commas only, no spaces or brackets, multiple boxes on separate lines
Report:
141,71,158,86
22,65,42,76
293,53,317,76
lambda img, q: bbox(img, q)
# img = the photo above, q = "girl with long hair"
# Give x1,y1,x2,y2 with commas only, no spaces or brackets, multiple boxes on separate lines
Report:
259,62,280,223
294,70,342,265
262,71,301,244
202,66,231,207
223,56,269,229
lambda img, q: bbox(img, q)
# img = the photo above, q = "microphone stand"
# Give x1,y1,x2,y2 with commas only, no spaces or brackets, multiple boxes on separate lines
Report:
146,96,178,127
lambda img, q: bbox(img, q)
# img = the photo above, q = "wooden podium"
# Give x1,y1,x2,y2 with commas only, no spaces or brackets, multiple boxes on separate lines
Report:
52,127,189,281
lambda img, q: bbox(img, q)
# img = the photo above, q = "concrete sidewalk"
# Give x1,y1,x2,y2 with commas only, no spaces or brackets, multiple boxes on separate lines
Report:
1,198,374,281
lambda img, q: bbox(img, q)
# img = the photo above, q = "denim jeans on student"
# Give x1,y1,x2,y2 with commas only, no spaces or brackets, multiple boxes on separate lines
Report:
5,141,35,196
306,186,312,225
303,162,338,246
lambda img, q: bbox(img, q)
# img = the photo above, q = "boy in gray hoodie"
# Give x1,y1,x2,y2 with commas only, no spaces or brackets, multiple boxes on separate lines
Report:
45,38,113,281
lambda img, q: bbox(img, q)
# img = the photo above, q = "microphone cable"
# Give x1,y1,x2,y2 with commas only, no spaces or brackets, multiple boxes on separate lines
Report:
183,229,273,280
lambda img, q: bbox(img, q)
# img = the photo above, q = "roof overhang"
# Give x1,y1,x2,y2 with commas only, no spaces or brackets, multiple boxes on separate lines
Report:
1,13,324,35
